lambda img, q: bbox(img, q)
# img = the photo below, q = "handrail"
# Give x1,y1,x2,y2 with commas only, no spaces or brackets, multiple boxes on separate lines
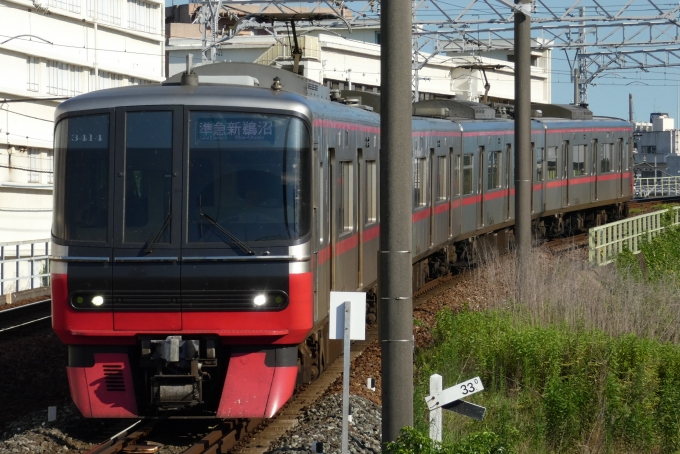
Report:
634,176,680,199
589,207,680,266
0,239,51,296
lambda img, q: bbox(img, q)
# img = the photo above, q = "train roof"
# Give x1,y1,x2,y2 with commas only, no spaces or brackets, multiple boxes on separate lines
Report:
54,83,314,122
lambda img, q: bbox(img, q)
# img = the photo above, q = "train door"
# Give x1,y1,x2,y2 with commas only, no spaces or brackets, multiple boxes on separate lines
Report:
429,148,435,247
618,139,625,198
477,146,485,229
357,148,363,288
112,107,183,331
592,139,598,202
329,148,336,290
314,146,324,322
505,143,512,220
562,140,569,207
451,150,462,239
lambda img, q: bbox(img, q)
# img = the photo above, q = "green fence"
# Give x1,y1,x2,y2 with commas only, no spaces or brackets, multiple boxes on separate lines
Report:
588,207,680,266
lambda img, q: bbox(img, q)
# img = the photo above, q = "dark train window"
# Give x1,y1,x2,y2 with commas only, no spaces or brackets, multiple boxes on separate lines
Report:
123,111,173,244
601,143,614,173
53,114,109,242
437,156,447,201
187,112,311,243
487,150,502,190
414,157,427,207
366,160,377,223
573,144,587,176
547,146,558,180
462,154,473,195
340,161,354,233
535,145,544,182
452,152,460,197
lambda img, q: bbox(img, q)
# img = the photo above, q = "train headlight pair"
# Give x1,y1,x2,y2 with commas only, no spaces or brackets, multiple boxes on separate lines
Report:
74,295,104,307
253,293,286,308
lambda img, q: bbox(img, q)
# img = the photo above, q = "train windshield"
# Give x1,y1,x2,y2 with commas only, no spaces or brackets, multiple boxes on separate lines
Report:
53,114,110,242
187,112,310,243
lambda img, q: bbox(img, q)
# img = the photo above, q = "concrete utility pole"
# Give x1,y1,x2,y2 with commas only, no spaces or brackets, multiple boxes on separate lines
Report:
379,0,414,444
514,0,532,300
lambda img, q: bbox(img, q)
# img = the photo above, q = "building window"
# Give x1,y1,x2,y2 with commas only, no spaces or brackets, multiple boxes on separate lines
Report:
366,160,377,223
47,150,54,184
487,150,502,189
547,146,558,180
437,156,447,201
47,61,82,96
414,157,427,207
88,0,121,25
27,57,39,92
462,154,474,195
128,0,158,34
601,143,614,173
573,144,587,176
28,149,41,183
340,161,354,233
99,71,123,90
48,0,81,13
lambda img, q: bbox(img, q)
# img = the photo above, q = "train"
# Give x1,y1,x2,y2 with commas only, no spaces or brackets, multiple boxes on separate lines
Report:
50,62,633,419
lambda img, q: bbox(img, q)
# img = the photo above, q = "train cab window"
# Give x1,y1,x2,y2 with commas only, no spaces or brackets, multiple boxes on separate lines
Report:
340,161,354,233
535,145,544,182
366,160,377,223
414,157,427,207
601,143,614,173
547,147,558,180
462,154,474,195
437,156,447,201
487,150,502,189
572,144,587,176
53,114,110,242
187,112,311,243
123,111,173,244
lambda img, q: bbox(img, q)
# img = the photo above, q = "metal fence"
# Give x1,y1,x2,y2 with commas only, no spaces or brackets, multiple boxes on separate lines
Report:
589,207,680,266
634,176,680,199
0,239,51,296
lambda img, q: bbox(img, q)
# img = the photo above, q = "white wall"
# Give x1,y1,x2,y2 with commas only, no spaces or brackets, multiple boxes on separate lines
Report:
0,0,165,243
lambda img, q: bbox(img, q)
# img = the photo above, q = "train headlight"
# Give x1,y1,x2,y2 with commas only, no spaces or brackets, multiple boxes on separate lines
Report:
253,294,267,307
91,295,104,307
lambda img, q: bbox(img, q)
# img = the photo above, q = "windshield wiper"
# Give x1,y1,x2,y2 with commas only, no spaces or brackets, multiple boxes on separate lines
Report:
145,213,172,254
200,212,255,256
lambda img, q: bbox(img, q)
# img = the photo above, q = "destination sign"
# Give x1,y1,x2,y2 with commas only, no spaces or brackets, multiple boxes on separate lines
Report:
197,118,276,143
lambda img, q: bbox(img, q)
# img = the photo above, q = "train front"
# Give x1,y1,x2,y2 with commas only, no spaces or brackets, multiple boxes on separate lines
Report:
50,84,313,418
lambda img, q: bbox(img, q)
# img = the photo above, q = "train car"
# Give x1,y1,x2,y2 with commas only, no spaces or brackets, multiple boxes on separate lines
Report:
50,62,632,419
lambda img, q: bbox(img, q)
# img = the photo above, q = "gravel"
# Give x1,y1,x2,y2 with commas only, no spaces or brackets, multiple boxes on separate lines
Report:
265,393,382,454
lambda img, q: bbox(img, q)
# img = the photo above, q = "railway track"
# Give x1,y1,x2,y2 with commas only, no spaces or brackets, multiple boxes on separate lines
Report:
0,299,51,333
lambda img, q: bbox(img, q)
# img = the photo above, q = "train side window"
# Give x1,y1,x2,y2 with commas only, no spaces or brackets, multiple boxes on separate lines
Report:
572,144,587,176
546,147,558,180
535,145,544,181
340,161,354,233
452,152,460,197
414,157,427,207
487,150,502,190
601,143,613,173
437,156,447,201
462,154,473,195
366,160,377,223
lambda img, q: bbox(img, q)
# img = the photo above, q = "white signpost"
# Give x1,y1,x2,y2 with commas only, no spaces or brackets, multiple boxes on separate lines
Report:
425,375,486,442
329,291,366,454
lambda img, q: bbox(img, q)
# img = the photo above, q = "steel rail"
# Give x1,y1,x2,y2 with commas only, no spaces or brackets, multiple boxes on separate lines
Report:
0,299,51,333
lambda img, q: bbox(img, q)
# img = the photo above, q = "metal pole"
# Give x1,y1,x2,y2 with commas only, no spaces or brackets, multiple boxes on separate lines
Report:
629,93,634,122
341,301,351,454
380,0,414,444
514,0,532,302
429,374,442,442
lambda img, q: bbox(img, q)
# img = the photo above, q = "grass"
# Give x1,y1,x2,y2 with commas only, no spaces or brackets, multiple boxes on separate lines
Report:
386,227,680,453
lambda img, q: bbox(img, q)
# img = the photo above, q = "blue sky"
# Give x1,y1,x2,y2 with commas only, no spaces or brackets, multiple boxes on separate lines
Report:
165,0,680,123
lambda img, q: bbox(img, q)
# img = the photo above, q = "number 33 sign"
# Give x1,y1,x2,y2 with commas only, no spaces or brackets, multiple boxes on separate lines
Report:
425,376,485,411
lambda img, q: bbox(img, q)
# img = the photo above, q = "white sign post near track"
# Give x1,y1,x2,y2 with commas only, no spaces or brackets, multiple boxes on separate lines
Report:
329,291,366,454
425,375,486,442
